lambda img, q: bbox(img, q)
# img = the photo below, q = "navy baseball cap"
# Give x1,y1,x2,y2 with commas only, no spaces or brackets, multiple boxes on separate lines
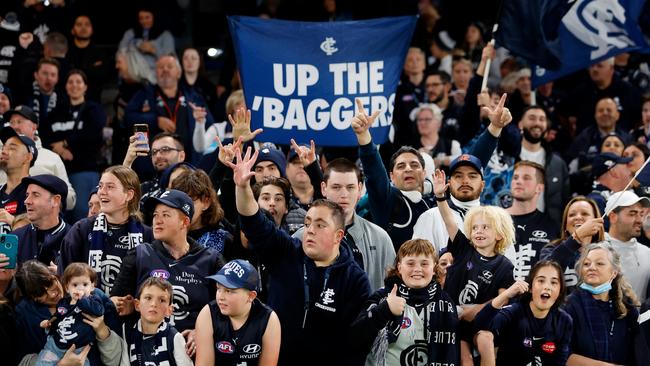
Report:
592,152,632,178
22,174,68,210
449,154,483,177
145,189,194,219
3,105,38,125
255,146,286,177
207,259,259,291
0,126,38,166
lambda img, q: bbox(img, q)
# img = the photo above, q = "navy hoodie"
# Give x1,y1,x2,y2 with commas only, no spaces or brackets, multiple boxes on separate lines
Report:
240,209,371,366
14,220,69,267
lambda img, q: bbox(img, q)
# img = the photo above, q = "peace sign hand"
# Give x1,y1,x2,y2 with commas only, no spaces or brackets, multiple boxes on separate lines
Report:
482,93,512,129
216,136,243,165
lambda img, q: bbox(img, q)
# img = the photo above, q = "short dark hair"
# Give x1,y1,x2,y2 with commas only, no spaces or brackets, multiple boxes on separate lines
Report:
252,176,291,210
425,70,451,84
389,146,425,172
37,57,61,72
151,132,184,150
513,160,545,184
137,277,173,302
323,158,363,183
15,260,58,300
310,199,345,230
44,32,68,55
520,105,548,119
62,262,97,289
520,260,566,310
66,69,88,85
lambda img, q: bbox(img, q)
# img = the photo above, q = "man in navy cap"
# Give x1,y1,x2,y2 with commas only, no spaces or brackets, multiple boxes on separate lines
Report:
253,144,286,182
0,126,37,234
14,174,69,267
587,152,633,216
2,105,76,211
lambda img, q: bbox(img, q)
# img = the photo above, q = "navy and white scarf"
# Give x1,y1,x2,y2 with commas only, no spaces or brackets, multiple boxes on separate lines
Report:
126,320,177,366
31,80,57,123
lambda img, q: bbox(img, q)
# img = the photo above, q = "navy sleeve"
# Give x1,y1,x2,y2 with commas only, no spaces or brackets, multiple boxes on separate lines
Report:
109,248,137,297
487,304,518,345
541,237,581,270
474,302,500,331
349,288,398,349
59,220,90,276
124,90,156,131
358,142,396,228
447,231,472,260
468,128,498,168
239,209,301,266
555,312,573,366
77,293,105,316
304,160,324,201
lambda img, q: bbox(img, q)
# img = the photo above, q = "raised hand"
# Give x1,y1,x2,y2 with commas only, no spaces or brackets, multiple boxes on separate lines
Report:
482,93,512,129
225,146,259,188
386,284,406,316
350,98,380,145
216,136,243,165
189,102,207,123
228,107,263,142
290,138,317,167
574,217,604,244
158,116,176,133
504,280,529,299
433,169,448,197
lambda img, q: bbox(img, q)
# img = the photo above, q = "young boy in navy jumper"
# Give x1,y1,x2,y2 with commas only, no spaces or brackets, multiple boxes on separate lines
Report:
120,277,192,366
37,263,104,366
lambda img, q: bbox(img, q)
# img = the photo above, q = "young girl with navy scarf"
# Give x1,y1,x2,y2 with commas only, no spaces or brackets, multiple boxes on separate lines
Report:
59,166,153,296
351,239,459,365
475,260,572,365
432,169,516,364
564,242,640,365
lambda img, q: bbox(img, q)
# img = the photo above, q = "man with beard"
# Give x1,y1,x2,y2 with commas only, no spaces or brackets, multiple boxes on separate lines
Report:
605,191,650,300
67,15,107,102
423,70,463,141
506,161,559,280
480,106,569,224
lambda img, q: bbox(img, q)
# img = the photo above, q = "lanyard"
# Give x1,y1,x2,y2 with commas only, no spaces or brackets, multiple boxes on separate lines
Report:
157,91,182,124
302,258,332,329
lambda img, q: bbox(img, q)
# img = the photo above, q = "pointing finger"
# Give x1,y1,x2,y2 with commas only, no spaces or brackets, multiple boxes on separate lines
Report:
355,98,366,116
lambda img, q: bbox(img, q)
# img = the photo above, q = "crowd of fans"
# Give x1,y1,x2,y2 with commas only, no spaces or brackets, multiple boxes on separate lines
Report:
1,0,650,365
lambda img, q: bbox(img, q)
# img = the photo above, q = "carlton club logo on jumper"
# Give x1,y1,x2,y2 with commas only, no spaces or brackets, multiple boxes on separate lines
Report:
563,0,635,60
320,37,338,56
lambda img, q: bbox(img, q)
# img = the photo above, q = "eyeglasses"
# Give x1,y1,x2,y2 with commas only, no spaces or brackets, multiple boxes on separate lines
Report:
151,146,181,156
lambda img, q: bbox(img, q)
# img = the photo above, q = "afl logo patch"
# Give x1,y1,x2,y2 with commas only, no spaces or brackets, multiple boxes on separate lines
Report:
217,341,234,354
401,316,412,329
57,307,67,315
150,269,170,280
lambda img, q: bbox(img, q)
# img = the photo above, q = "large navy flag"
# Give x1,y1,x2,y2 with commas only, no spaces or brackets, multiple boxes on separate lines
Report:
532,0,649,87
228,16,417,146
494,0,574,70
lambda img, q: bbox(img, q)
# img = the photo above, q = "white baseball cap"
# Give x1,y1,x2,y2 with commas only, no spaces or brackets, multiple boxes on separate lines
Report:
605,191,650,215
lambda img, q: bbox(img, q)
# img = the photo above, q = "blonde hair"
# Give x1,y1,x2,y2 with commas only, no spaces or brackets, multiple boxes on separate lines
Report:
463,205,515,255
226,90,244,116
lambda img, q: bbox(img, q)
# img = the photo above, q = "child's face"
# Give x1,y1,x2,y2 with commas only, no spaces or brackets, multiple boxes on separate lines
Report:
438,252,454,277
397,254,436,289
216,284,254,317
135,285,173,324
530,266,561,313
66,275,94,300
470,215,502,254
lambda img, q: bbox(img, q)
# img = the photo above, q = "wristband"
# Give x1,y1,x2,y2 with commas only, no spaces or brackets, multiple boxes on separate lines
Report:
436,195,446,202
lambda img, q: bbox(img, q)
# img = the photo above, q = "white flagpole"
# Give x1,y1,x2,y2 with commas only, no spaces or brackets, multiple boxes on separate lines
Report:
481,24,499,91
602,155,650,217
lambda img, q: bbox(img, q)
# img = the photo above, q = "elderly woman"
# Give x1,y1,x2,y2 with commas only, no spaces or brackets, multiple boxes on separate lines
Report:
410,103,461,171
541,196,605,293
565,243,640,365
